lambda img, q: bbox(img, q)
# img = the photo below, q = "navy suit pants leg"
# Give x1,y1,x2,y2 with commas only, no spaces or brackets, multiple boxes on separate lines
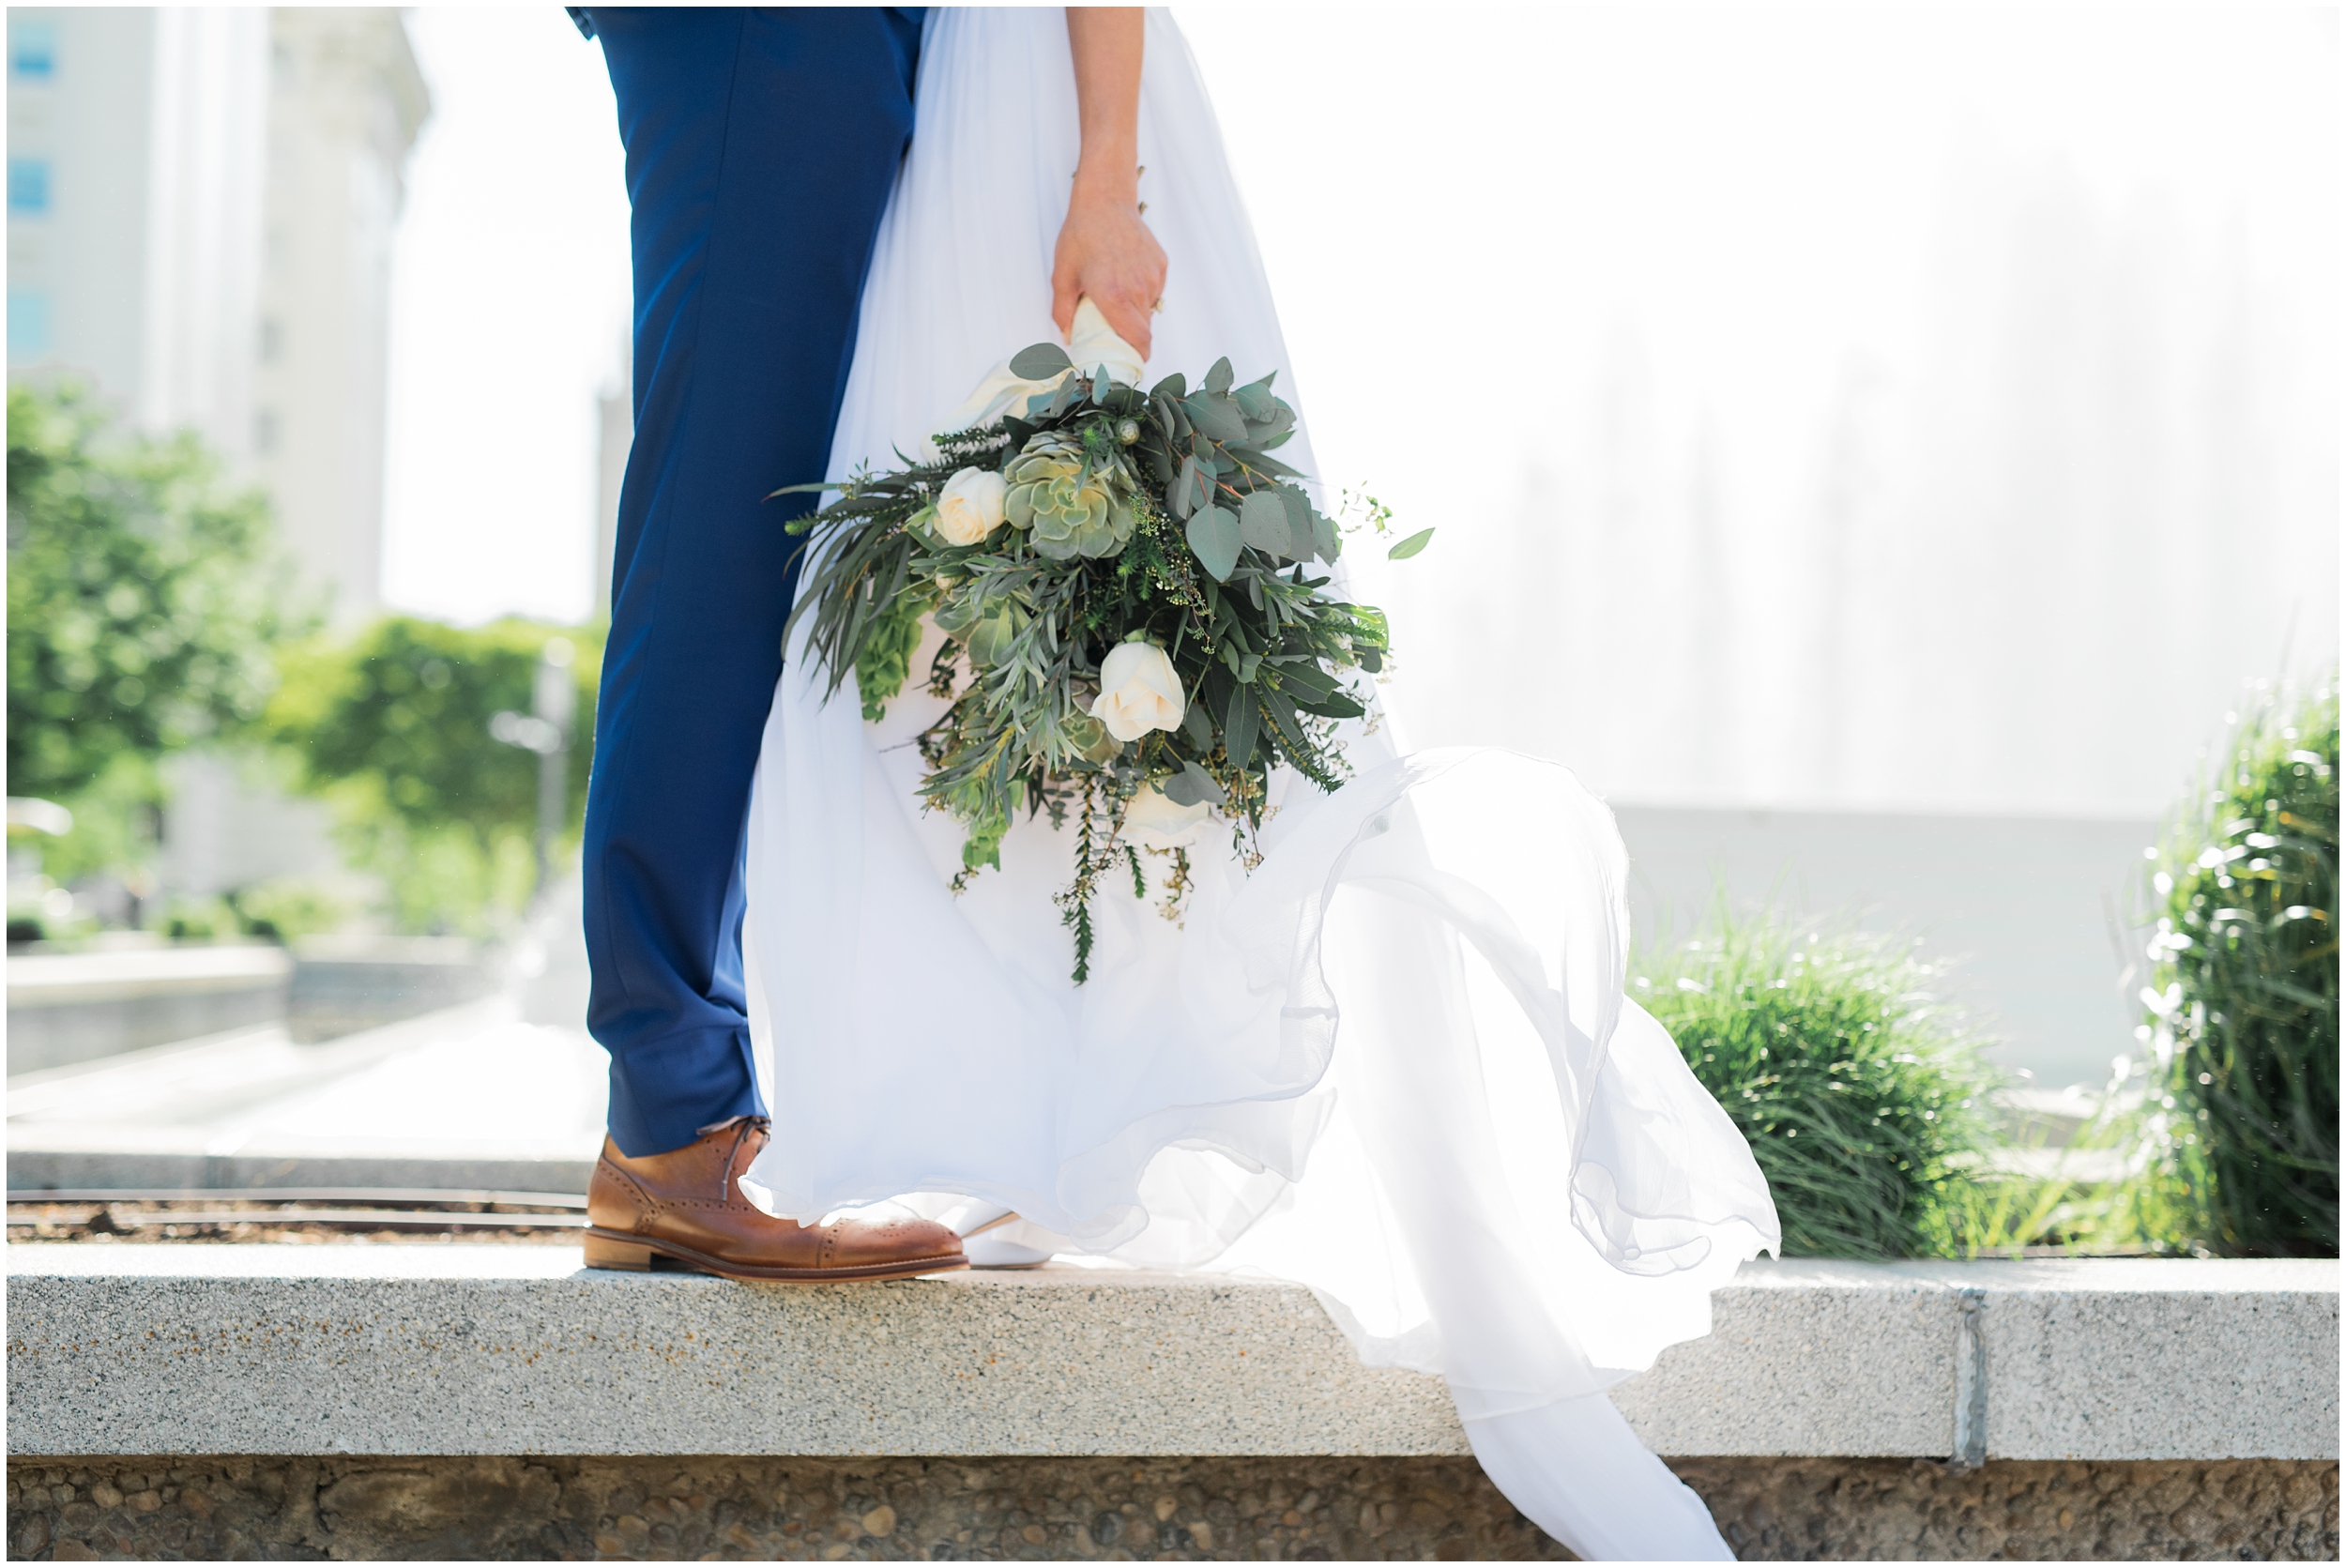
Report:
581,8,922,1156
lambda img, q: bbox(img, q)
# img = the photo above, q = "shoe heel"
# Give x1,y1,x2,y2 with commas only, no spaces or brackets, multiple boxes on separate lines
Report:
584,1232,655,1271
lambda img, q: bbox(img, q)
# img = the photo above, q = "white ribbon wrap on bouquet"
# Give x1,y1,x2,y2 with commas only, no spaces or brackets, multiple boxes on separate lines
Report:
941,297,1147,434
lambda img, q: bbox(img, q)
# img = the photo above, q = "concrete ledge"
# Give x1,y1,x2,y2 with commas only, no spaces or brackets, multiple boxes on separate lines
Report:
285,936,495,1043
7,947,294,1073
6,1251,2333,1464
7,946,294,1008
4,1150,595,1195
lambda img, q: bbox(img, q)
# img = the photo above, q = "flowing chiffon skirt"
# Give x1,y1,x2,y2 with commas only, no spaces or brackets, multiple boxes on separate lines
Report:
739,9,1779,1559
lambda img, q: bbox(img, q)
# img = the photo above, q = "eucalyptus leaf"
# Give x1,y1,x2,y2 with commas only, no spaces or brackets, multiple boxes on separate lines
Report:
1161,761,1228,808
1272,659,1335,696
1239,488,1296,558
1181,698,1214,750
1200,665,1233,724
1274,487,1318,559
1183,394,1250,445
1152,392,1191,444
1186,504,1242,582
1009,342,1073,379
1224,681,1259,767
1204,357,1234,394
1172,453,1201,520
1261,685,1303,754
1150,372,1188,401
1310,503,1341,563
1386,526,1436,561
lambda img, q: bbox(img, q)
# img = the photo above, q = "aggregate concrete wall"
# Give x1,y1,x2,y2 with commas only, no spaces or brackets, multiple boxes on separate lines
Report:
5,1454,2336,1561
10,1251,2334,1463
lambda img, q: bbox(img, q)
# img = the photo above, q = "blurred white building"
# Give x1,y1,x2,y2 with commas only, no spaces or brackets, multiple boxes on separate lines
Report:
251,9,431,625
7,6,427,625
8,8,430,905
7,9,269,467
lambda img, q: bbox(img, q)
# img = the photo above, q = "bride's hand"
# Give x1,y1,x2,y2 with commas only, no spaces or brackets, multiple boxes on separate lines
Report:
1054,8,1165,358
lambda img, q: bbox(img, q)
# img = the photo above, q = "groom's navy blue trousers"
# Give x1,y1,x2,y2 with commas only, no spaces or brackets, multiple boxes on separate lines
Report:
579,8,923,1156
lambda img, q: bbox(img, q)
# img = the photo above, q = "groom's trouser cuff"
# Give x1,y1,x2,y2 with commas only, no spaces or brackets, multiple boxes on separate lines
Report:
603,1025,765,1162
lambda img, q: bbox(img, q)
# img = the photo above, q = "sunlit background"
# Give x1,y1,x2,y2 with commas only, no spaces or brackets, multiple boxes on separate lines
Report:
379,6,2338,817
6,6,2337,1099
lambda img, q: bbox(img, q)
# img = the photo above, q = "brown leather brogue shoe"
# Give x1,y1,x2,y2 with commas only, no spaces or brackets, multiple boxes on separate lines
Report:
584,1118,965,1282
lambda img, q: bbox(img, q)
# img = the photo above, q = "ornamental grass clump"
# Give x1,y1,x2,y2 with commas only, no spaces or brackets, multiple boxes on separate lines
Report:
1635,914,1999,1258
2137,676,2338,1256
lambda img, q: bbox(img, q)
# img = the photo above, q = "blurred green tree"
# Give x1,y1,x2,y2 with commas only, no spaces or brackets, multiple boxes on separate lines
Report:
268,616,600,935
7,384,303,800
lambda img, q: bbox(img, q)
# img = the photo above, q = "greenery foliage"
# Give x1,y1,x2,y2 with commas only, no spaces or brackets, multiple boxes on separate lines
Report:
268,616,600,936
782,345,1408,981
7,382,304,803
162,878,350,943
2135,677,2338,1256
1635,913,1999,1258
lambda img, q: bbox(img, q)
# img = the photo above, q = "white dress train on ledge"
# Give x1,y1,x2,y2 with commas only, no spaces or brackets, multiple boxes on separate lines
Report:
739,9,1780,1560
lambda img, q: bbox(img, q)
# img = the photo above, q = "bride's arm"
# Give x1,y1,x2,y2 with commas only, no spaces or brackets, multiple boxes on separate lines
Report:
1054,8,1167,357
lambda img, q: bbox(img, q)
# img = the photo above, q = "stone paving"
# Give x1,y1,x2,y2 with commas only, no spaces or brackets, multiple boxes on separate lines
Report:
5,1454,2336,1560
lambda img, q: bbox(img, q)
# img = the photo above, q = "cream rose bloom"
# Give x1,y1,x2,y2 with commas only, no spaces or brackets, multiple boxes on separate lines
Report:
1123,782,1211,850
1089,641,1184,743
933,466,1008,546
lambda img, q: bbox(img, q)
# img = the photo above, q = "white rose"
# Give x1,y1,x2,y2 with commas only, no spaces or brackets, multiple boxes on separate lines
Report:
1124,782,1211,850
1089,640,1185,742
934,466,1007,546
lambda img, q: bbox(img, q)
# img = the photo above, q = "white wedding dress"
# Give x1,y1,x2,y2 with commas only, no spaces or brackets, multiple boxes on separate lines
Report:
739,9,1780,1560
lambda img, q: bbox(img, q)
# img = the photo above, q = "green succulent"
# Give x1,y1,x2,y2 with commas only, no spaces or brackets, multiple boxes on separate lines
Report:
1003,430,1135,560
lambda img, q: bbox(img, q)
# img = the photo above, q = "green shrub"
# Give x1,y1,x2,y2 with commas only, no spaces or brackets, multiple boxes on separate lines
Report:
229,878,351,942
8,384,310,914
267,615,600,936
161,879,351,943
7,383,306,800
2138,676,2338,1256
159,896,242,942
1635,913,2000,1258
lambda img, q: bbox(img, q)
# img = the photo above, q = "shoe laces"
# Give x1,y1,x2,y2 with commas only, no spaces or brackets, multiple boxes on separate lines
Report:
719,1116,771,1197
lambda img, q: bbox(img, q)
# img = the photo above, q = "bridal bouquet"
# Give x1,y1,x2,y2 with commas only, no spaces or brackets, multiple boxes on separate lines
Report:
779,335,1423,982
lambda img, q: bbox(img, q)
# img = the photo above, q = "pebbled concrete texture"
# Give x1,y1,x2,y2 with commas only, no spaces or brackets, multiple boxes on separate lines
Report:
1970,1258,2341,1461
1683,1455,2339,1561
1607,1259,1957,1457
6,1256,1467,1459
3,1454,2336,1561
7,1251,2336,1462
